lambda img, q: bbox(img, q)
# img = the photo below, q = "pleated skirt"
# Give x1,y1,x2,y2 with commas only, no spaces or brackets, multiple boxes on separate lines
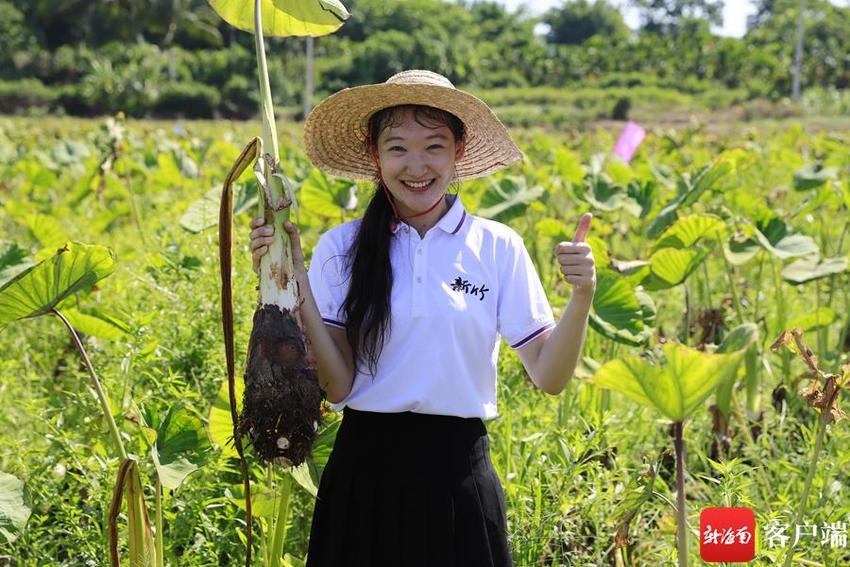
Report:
306,406,513,567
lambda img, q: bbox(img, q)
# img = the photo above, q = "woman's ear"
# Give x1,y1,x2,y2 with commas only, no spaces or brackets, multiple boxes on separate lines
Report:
455,138,466,161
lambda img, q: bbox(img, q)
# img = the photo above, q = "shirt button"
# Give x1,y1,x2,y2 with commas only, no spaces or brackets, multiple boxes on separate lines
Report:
417,249,422,255
416,277,422,283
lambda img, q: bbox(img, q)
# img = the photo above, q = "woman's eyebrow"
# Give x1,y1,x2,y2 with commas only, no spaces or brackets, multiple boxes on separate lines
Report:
383,133,448,143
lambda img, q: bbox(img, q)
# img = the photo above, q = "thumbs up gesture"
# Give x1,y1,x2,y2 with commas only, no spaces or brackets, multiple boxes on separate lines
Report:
556,213,596,298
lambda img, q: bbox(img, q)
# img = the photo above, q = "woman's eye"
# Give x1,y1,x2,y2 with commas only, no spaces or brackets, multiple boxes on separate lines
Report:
389,146,405,152
428,145,444,150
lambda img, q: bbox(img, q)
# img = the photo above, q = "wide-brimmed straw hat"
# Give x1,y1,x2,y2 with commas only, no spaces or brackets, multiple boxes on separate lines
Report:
303,70,523,181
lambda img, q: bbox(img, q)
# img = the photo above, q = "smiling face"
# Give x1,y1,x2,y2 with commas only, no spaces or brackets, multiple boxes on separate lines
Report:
372,106,465,223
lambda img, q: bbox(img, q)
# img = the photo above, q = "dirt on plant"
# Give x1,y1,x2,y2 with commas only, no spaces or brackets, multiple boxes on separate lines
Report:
239,304,324,466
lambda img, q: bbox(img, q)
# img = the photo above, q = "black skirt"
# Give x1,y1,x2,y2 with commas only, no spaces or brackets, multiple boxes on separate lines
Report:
306,406,513,567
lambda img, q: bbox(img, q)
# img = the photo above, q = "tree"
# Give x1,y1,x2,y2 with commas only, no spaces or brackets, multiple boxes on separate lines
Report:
631,0,723,35
543,0,629,45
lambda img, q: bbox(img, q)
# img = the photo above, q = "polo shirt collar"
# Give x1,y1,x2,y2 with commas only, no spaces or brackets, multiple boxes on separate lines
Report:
391,194,467,236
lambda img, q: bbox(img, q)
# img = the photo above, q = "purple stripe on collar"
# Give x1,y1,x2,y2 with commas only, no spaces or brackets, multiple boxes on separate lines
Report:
321,317,346,329
450,210,467,235
510,322,556,349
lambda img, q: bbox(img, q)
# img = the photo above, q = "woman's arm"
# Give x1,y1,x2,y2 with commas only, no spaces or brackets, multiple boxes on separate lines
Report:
250,217,356,403
516,213,595,395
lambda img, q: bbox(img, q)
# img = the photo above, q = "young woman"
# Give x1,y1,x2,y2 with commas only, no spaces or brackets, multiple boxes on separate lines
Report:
249,70,596,567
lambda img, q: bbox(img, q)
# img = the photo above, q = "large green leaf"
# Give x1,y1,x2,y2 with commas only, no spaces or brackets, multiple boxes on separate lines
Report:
0,472,30,544
300,168,358,218
646,160,730,238
61,306,130,340
787,307,837,332
209,377,245,458
0,242,115,328
0,242,34,287
592,343,744,422
714,323,759,417
588,269,654,346
643,247,708,290
750,216,819,260
150,405,211,491
289,415,341,496
207,0,349,37
793,164,838,191
653,213,725,251
180,182,258,233
581,177,642,216
781,256,848,285
478,176,546,222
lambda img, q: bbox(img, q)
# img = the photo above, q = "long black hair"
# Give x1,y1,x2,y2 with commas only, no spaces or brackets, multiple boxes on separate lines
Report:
341,104,465,376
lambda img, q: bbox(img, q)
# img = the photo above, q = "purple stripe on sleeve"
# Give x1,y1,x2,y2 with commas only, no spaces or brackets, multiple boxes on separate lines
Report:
510,322,556,349
451,211,467,235
322,317,346,329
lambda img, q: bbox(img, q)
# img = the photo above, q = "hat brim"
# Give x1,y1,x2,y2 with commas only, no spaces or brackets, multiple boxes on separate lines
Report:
303,82,523,181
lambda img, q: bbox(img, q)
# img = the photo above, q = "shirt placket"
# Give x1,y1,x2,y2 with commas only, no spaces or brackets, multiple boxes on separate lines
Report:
412,233,427,318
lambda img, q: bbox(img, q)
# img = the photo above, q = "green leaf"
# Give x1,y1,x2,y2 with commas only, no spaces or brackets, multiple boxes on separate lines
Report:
646,161,730,238
288,415,341,496
180,182,258,233
478,176,545,222
723,237,761,266
0,242,115,328
787,308,838,332
209,377,244,458
207,0,349,37
592,343,744,422
151,405,210,491
226,484,278,518
300,169,357,218
751,217,819,260
60,306,130,340
553,148,585,186
0,242,34,287
0,472,30,544
588,269,654,346
714,323,759,417
793,164,838,191
643,247,708,290
782,256,848,285
653,214,725,251
582,178,642,216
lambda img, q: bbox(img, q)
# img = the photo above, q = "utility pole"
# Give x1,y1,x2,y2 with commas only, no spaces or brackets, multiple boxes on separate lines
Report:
303,36,314,120
791,0,805,100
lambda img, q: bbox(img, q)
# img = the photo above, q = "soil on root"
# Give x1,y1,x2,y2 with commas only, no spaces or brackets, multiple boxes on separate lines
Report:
240,304,324,466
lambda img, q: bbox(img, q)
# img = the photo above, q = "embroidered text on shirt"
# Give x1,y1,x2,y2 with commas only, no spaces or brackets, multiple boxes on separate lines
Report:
450,276,490,301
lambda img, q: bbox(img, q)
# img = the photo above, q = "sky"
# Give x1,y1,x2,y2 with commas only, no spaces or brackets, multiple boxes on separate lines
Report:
497,0,849,38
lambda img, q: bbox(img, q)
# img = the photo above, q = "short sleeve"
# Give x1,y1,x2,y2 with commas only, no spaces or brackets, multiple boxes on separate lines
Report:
307,232,350,329
496,231,555,349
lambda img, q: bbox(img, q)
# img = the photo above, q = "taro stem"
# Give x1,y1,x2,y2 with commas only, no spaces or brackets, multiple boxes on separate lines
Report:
782,417,827,567
52,308,127,461
673,421,688,567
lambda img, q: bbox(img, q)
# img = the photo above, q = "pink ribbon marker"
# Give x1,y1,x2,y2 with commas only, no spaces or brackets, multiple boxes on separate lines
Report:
613,121,646,163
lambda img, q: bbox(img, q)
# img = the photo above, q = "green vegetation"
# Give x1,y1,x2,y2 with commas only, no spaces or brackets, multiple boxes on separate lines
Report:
0,114,848,565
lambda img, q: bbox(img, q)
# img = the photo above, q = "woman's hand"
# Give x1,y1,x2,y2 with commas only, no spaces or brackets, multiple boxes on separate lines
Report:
249,216,274,274
556,213,596,299
249,217,307,278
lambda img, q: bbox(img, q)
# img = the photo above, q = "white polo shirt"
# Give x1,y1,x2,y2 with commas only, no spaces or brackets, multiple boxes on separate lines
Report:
307,195,555,420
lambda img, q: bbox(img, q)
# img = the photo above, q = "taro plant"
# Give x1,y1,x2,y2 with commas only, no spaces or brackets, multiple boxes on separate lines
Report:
591,325,755,566
204,1,348,564
0,242,156,566
770,328,848,567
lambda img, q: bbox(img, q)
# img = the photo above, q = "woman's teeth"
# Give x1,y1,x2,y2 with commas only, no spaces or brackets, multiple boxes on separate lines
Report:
402,179,434,190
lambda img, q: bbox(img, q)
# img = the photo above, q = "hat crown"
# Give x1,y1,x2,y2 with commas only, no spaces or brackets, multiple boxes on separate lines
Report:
385,70,455,89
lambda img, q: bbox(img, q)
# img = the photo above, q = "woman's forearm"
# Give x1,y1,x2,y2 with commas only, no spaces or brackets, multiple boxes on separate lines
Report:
294,272,355,403
529,291,593,395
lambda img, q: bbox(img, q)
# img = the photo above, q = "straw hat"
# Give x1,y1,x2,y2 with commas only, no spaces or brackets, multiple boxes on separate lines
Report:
303,70,523,181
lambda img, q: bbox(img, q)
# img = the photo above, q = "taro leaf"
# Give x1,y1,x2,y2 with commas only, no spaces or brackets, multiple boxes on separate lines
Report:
61,306,130,340
642,247,709,291
0,242,115,328
582,177,642,216
289,415,342,496
646,160,730,238
588,269,654,347
787,307,837,332
6,204,66,248
793,164,838,191
151,405,211,491
752,217,819,260
478,176,546,222
227,484,278,518
180,182,258,233
0,242,33,287
782,256,848,285
626,179,656,218
553,148,585,186
723,236,761,266
209,376,244,458
300,168,358,218
715,323,759,417
611,259,651,287
592,342,745,422
208,0,349,37
653,213,725,251
0,472,30,544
